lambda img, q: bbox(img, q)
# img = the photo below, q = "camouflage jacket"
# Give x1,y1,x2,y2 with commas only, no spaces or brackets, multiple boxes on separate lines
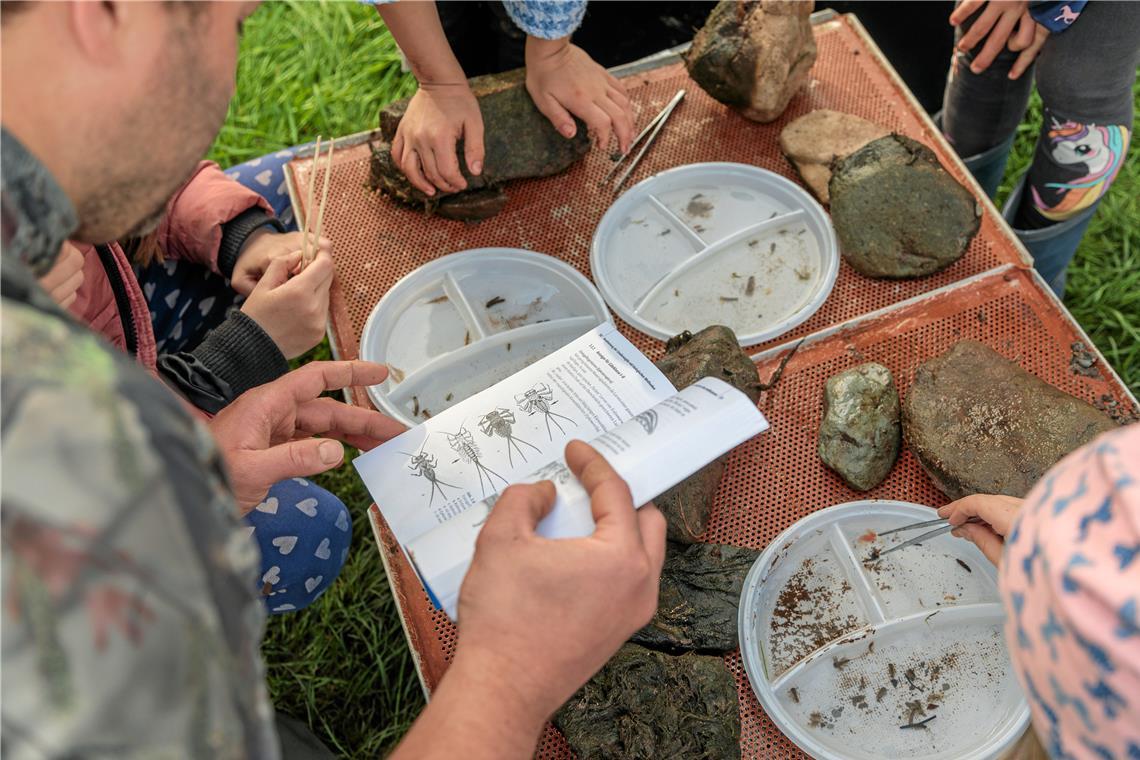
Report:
1,129,279,758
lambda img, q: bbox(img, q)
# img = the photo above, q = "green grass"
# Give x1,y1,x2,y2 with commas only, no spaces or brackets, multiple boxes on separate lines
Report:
211,3,1139,756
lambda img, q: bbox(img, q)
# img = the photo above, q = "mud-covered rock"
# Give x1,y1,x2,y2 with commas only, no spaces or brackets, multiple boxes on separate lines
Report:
685,0,817,123
830,134,980,278
903,341,1117,500
654,326,760,543
369,68,589,220
780,110,889,203
632,541,759,652
554,644,741,760
819,362,900,491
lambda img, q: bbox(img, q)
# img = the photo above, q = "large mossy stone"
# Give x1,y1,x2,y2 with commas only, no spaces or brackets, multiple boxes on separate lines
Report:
903,341,1117,500
819,362,901,491
829,134,980,279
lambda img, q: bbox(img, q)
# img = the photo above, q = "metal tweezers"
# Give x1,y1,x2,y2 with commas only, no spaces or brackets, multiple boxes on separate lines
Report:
874,516,982,558
601,89,685,193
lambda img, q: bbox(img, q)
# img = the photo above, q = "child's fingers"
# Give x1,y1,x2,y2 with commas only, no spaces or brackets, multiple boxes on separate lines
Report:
953,523,1005,566
971,9,1019,73
1007,11,1035,51
1009,25,1047,79
949,0,986,26
957,3,1001,51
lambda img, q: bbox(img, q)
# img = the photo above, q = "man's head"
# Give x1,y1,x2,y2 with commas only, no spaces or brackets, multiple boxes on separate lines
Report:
1,1,258,243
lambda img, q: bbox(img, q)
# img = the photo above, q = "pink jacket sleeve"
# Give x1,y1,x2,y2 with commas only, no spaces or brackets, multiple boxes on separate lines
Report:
156,161,273,274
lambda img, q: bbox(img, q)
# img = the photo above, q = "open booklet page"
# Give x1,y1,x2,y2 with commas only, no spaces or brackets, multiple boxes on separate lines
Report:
406,376,770,619
354,324,675,548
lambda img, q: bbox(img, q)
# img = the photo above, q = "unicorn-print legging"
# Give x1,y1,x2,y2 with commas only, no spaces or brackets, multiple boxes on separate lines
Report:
941,0,1139,228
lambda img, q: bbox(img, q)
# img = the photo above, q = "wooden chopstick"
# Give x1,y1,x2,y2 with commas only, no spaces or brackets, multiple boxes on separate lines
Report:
307,140,335,268
300,135,322,264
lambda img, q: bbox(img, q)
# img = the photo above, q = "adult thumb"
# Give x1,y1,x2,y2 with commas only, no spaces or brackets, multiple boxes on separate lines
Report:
251,438,345,485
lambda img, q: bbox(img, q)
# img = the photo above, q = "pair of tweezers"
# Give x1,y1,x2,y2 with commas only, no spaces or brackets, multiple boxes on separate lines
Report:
875,516,982,558
601,89,685,193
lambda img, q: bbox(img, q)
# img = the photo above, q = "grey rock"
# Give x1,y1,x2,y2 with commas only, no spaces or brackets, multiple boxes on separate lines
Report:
903,341,1118,500
685,0,817,123
632,541,760,652
830,134,981,278
654,326,761,543
554,644,740,760
818,362,901,491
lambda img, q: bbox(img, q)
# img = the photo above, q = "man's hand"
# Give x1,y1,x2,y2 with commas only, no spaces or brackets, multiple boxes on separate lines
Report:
950,0,1032,75
392,84,485,196
39,242,85,309
239,246,334,359
525,38,634,155
209,361,406,513
390,441,666,759
231,228,331,297
937,493,1023,566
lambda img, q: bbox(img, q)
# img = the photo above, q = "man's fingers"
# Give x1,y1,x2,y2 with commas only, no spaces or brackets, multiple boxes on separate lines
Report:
274,360,390,405
392,133,406,169
954,523,1006,566
537,95,577,139
565,440,638,539
636,502,667,574
248,437,346,487
463,114,486,176
480,481,557,541
972,10,1018,72
295,397,407,448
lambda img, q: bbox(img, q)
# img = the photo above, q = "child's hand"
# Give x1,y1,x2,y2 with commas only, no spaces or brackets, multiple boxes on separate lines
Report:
524,38,633,156
39,242,85,310
239,248,334,359
231,229,331,297
950,0,1030,75
1007,13,1048,80
937,494,1023,566
391,84,485,197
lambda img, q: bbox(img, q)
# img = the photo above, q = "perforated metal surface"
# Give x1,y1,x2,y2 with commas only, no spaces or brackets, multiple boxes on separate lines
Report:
370,267,1137,758
289,14,1027,411
293,13,1135,759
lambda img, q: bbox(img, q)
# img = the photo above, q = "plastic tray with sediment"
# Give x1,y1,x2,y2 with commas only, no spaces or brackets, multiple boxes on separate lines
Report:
591,162,839,347
359,249,610,428
739,501,1030,760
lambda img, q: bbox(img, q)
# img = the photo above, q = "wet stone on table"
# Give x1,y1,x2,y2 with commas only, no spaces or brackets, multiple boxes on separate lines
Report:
829,135,980,279
654,326,761,544
903,341,1117,500
632,541,760,652
685,0,817,124
779,110,889,204
553,643,740,760
369,68,589,221
818,362,901,491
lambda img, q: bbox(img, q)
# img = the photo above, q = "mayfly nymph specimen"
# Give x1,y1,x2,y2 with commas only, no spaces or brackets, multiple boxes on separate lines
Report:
402,440,458,508
515,383,576,441
445,426,509,497
478,408,541,467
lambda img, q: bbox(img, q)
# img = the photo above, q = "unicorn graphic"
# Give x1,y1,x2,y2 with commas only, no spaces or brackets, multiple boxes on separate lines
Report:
1031,119,1129,222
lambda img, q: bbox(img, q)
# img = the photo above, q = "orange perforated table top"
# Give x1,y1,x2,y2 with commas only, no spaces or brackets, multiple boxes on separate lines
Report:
286,11,1137,759
287,13,1028,410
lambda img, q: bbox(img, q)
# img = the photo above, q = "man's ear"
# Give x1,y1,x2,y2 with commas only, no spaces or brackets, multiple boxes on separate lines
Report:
67,1,127,66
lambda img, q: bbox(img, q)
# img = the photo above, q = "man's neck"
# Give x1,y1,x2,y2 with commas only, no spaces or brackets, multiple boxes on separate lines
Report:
0,128,78,277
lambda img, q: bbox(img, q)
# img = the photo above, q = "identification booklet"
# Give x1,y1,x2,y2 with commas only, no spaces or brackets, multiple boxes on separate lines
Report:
354,323,769,619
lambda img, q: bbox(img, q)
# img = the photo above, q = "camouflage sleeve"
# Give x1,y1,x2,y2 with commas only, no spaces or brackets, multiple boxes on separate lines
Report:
1,300,279,760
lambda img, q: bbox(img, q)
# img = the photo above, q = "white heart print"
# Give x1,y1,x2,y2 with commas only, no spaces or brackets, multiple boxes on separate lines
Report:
314,538,331,560
295,498,318,517
304,576,323,593
255,497,279,515
272,535,298,555
262,565,281,585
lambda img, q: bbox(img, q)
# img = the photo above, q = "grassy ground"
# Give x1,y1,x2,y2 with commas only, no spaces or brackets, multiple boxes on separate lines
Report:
210,3,1139,756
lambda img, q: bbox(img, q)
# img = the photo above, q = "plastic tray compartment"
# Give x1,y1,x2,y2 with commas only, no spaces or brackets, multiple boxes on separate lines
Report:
359,248,610,427
591,163,838,346
740,501,1029,760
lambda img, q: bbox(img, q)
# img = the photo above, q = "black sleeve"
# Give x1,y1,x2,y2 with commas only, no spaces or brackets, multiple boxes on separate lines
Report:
156,310,288,414
217,208,286,280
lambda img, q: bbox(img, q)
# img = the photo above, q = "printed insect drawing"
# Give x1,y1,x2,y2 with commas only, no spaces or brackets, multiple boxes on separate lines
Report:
478,408,542,467
633,409,658,435
401,440,458,509
445,425,509,497
515,383,576,441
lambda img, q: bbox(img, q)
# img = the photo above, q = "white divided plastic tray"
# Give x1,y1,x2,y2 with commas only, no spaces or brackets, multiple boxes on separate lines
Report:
590,163,839,346
740,501,1029,760
359,248,610,428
